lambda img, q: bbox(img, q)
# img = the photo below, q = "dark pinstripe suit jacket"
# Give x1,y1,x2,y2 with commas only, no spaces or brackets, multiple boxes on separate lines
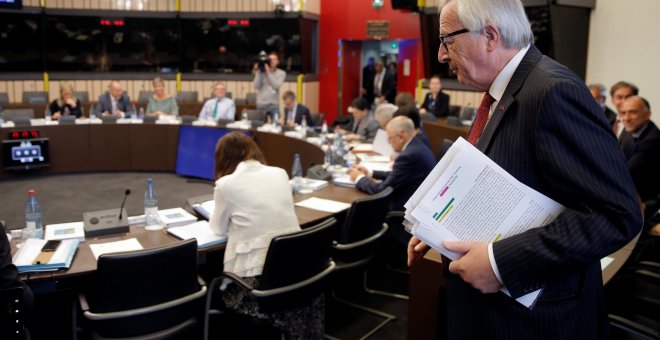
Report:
446,46,642,339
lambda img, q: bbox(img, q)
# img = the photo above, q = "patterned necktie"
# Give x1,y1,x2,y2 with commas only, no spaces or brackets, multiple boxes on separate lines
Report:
467,92,496,145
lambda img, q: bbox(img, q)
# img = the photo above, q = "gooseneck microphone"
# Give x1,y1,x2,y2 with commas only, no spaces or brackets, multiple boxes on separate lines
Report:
118,189,131,220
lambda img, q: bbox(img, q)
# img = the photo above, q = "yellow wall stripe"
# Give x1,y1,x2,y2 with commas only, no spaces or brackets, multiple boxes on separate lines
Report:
297,74,304,104
176,72,182,92
43,72,49,92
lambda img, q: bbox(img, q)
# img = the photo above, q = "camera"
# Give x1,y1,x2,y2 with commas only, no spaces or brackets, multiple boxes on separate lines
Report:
257,51,268,72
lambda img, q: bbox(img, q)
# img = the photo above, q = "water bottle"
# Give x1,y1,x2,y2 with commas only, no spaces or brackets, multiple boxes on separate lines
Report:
301,115,308,138
24,189,43,240
144,178,161,228
324,142,333,166
139,107,145,120
64,105,70,116
321,120,328,135
273,112,279,128
242,111,249,124
44,108,52,122
291,153,303,192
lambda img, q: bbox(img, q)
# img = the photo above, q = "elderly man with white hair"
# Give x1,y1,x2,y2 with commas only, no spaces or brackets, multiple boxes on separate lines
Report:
374,103,398,129
349,116,435,211
407,0,641,338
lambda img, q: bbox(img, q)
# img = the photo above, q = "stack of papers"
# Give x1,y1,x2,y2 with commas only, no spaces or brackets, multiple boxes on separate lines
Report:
12,239,79,273
404,137,566,308
290,178,329,192
45,222,85,242
372,129,396,157
157,207,198,228
295,197,351,213
361,162,392,173
89,238,143,260
333,174,357,188
167,220,227,249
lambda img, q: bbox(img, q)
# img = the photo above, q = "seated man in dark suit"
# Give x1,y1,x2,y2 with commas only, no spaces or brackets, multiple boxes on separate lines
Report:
278,90,313,127
1,223,33,326
348,116,436,211
95,80,135,118
619,96,660,206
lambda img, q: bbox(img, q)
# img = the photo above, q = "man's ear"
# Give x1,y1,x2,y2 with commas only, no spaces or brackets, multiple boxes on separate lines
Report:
483,23,501,52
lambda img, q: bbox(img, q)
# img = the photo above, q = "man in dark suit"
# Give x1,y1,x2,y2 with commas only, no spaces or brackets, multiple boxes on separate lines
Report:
95,80,135,118
589,83,617,128
349,116,436,211
373,61,397,105
1,223,33,326
619,96,660,204
408,1,642,338
361,57,376,104
279,90,313,127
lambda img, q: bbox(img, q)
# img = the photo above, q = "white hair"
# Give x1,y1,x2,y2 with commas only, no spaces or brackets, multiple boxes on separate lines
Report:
387,116,415,136
441,0,534,49
375,103,398,126
588,83,607,98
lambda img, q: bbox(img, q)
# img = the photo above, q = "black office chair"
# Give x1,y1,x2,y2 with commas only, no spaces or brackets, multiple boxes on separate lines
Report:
246,92,257,106
449,105,462,117
446,116,464,127
234,98,247,106
328,187,395,339
204,218,337,340
436,138,454,161
311,112,324,126
142,115,158,123
605,268,660,340
22,91,48,105
4,108,35,121
137,90,151,105
180,115,197,125
78,239,206,339
459,106,476,121
176,91,198,103
420,112,437,122
0,92,9,107
1,286,28,340
75,91,90,104
12,117,31,127
245,109,266,123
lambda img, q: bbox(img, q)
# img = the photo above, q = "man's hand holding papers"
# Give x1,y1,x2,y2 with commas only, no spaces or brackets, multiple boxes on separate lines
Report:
445,240,503,294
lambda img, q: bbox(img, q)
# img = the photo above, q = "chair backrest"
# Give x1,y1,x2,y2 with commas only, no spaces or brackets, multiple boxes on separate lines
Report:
446,116,463,127
234,98,248,106
311,112,324,126
449,105,461,117
257,218,337,311
436,138,454,161
176,91,198,103
137,90,151,104
180,115,197,124
22,91,48,105
459,107,475,121
246,92,257,105
0,92,9,106
75,91,90,103
339,187,393,245
0,286,27,340
91,239,200,314
3,108,35,120
245,109,266,122
59,115,76,125
420,112,437,122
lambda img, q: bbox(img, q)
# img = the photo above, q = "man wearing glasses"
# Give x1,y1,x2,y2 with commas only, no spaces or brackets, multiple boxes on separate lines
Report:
408,0,641,338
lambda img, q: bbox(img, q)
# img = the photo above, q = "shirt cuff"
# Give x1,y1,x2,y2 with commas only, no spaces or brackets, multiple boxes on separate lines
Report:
366,168,373,178
355,174,366,183
488,242,504,285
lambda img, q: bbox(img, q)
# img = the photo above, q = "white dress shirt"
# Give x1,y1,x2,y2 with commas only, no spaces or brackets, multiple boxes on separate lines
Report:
374,69,386,96
199,96,236,121
484,45,531,286
209,160,300,277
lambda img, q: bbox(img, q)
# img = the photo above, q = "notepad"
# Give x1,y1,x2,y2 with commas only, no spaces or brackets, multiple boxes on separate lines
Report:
295,197,351,213
13,239,79,273
167,220,227,249
157,207,198,228
332,174,357,188
89,238,143,260
45,221,85,242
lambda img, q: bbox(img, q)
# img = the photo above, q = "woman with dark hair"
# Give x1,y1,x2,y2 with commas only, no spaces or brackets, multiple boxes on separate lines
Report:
209,132,324,338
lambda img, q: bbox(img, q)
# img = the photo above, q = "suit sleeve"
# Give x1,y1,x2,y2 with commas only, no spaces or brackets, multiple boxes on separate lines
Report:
492,81,643,298
95,95,105,116
435,94,450,117
356,153,413,195
303,107,313,126
72,99,83,118
627,137,660,201
0,225,19,289
123,95,135,117
48,100,59,116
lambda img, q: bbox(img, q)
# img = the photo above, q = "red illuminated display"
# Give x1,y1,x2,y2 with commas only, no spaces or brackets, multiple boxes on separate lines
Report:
9,130,41,140
227,19,250,27
100,19,125,26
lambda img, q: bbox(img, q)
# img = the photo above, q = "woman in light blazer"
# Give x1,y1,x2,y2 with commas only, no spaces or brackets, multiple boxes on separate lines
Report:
209,132,324,338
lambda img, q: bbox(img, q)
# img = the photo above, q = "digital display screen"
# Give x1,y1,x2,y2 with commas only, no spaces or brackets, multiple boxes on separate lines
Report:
8,130,40,139
175,126,252,180
0,0,22,9
2,138,50,170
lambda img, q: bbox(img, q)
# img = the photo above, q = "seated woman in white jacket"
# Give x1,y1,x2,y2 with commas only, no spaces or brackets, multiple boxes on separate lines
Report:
209,132,324,338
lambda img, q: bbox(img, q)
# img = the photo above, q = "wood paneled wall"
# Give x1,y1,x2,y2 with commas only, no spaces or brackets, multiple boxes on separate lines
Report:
416,87,483,110
1,79,320,112
31,0,320,14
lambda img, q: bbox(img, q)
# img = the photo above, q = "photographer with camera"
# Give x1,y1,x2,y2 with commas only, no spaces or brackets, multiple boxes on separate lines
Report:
252,51,286,122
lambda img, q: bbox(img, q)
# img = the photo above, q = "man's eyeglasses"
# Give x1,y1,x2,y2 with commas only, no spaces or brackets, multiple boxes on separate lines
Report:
439,28,470,51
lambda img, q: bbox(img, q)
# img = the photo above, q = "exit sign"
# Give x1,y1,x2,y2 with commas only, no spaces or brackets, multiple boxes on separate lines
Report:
373,0,384,8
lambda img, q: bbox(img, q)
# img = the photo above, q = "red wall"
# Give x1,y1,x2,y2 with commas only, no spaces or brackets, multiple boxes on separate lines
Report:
318,1,424,122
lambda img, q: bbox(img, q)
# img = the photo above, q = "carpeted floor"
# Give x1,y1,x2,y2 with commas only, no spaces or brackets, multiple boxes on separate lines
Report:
1,172,411,340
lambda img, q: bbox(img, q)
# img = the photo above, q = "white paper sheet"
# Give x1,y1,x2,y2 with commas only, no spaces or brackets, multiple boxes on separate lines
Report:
404,137,566,309
167,220,227,248
372,129,396,157
89,238,143,260
600,256,615,270
295,197,351,213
